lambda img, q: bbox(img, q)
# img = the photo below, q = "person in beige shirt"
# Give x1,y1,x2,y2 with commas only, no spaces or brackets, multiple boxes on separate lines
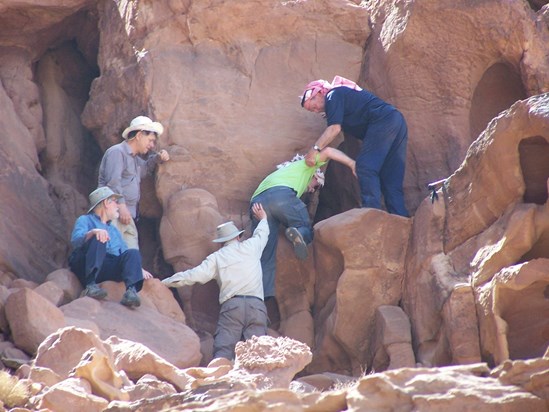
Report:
162,203,269,360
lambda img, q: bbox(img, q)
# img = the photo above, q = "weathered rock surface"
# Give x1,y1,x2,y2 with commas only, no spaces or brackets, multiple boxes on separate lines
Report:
364,0,549,210
72,348,130,402
230,335,313,389
0,0,548,410
45,268,84,304
26,328,317,410
106,335,193,392
404,95,549,369
310,208,412,374
23,326,549,411
33,281,65,307
347,363,546,411
61,281,200,369
371,305,416,371
33,327,110,382
5,288,66,355
36,377,109,412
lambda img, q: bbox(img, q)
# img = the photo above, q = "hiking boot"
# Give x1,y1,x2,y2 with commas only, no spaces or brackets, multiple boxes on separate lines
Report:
120,285,141,308
285,227,308,260
81,283,107,300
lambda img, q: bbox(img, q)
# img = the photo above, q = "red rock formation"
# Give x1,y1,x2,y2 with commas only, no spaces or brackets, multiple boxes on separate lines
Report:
0,0,548,409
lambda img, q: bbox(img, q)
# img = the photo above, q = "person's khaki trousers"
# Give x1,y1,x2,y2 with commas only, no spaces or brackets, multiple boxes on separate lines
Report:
113,217,139,249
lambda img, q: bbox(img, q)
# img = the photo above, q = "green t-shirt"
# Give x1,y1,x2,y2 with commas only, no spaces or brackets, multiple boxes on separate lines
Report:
252,159,326,199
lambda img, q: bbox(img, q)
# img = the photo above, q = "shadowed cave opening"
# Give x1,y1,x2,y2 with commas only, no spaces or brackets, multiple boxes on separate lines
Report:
35,9,102,203
314,137,362,222
36,38,101,196
470,62,527,142
519,135,549,205
527,0,549,11
499,280,549,360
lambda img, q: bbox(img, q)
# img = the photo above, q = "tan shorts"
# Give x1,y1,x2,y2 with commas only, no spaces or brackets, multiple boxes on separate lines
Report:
112,217,139,250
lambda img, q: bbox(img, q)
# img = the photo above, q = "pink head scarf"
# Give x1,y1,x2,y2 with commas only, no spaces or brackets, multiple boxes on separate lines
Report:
301,75,362,107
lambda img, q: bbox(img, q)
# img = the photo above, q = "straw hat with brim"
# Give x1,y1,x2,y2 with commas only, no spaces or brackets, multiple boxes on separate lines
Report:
88,187,123,213
122,116,164,140
213,222,245,243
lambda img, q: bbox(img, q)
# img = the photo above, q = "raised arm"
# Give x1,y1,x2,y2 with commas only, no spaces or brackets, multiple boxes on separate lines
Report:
318,147,356,177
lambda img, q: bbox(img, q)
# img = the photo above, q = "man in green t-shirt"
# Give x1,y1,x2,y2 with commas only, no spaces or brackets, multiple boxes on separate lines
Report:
250,147,356,300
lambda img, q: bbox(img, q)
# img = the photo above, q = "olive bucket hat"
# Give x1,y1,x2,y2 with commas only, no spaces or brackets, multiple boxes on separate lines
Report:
88,187,122,213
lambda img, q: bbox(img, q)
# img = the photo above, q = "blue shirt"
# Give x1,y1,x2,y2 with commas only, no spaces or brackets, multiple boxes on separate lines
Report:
325,87,397,139
71,214,128,256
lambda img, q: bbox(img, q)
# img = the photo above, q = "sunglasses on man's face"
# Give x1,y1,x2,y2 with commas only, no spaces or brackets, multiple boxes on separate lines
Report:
301,89,314,107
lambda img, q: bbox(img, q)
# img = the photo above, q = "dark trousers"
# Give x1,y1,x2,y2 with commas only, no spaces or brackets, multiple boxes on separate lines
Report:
68,238,143,291
356,110,409,217
251,186,312,298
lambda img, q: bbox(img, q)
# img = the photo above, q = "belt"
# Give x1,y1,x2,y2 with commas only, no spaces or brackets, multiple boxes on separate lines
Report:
233,295,263,301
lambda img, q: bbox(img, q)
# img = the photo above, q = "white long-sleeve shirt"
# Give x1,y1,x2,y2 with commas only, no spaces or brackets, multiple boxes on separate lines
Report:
162,219,269,304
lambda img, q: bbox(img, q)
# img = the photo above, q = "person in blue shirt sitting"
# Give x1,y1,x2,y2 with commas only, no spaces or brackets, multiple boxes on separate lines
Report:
69,186,152,308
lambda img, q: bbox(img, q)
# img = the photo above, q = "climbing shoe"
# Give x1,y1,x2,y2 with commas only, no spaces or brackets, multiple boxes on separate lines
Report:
285,227,308,260
120,285,141,308
81,283,108,300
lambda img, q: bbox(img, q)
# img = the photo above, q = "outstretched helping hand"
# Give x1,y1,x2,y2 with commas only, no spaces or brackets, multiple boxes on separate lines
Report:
305,149,317,167
142,268,153,280
252,203,267,221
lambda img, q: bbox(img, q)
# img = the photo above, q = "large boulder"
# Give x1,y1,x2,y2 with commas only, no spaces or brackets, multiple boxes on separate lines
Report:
310,208,411,373
61,289,201,368
5,288,65,355
231,335,313,389
33,327,112,381
36,377,108,412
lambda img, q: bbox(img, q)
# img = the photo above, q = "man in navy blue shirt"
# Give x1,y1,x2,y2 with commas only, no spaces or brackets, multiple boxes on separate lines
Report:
301,77,409,217
69,186,152,307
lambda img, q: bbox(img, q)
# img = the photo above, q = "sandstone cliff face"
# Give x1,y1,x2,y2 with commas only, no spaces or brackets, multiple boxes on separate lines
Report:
0,0,549,409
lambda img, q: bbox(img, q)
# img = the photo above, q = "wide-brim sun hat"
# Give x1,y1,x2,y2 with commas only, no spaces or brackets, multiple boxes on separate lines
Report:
213,221,245,243
88,186,123,213
122,116,164,140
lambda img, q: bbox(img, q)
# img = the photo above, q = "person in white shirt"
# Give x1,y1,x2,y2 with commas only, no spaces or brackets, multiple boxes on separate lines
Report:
162,203,269,360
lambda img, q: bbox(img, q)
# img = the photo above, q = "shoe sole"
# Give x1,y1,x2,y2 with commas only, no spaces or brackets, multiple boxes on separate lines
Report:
121,301,140,308
285,227,308,260
121,296,141,308
80,290,107,300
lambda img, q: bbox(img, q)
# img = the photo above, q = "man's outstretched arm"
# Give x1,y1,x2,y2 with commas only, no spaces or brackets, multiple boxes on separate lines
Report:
317,147,356,177
162,254,217,288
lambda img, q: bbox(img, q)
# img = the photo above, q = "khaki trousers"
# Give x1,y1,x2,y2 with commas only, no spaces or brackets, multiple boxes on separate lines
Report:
113,217,139,250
